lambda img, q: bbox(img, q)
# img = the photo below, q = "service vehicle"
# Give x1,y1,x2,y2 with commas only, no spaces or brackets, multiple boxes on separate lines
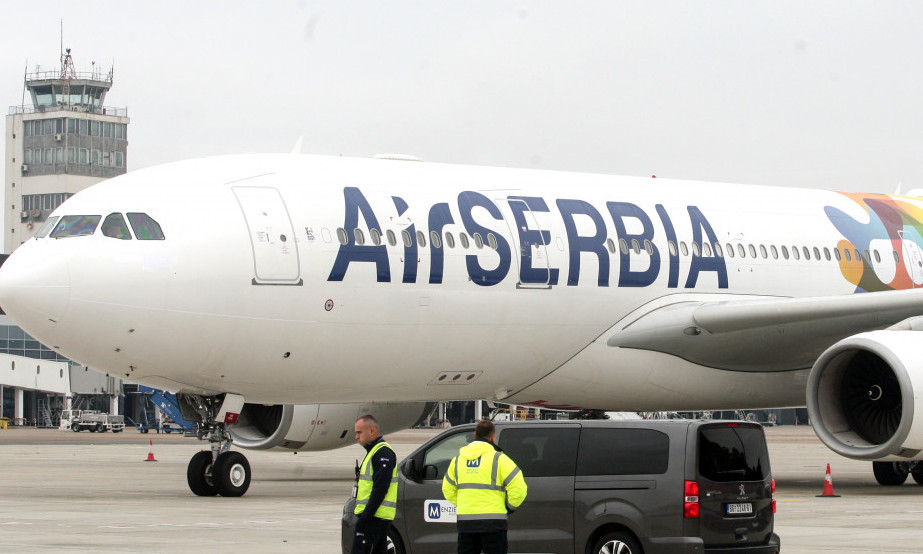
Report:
342,419,779,554
62,410,125,433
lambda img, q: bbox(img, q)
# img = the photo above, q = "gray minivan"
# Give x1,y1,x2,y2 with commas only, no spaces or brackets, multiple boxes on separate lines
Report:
342,419,780,554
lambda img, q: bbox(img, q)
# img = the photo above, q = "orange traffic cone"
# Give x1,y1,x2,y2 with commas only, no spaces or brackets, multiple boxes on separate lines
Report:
816,463,839,497
145,439,157,462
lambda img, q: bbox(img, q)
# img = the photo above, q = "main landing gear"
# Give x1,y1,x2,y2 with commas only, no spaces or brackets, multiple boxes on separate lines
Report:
176,393,252,497
872,461,923,486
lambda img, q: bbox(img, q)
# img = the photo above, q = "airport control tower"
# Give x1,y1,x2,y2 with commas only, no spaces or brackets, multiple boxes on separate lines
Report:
4,48,129,252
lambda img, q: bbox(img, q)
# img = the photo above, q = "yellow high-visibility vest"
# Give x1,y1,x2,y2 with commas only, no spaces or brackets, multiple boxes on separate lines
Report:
354,440,398,520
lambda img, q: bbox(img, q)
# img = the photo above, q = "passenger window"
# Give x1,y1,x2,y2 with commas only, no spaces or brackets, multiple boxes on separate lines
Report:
416,230,427,248
680,242,688,256
698,425,769,482
823,247,831,261
487,233,498,250
894,251,900,263
770,245,778,259
759,245,767,259
498,427,580,478
34,216,60,239
631,239,640,254
874,250,881,263
421,431,473,480
50,215,101,238
726,243,734,258
606,238,616,254
737,244,745,258
126,213,165,240
834,248,842,261
844,249,852,261
431,231,442,249
401,230,412,248
369,228,382,246
691,242,700,256
354,229,365,246
386,230,397,247
474,233,484,249
668,241,677,256
748,244,756,258
459,233,470,249
814,247,821,260
619,238,629,255
792,247,800,261
576,428,669,475
714,243,723,258
803,246,811,260
445,232,455,249
336,228,348,245
101,213,132,240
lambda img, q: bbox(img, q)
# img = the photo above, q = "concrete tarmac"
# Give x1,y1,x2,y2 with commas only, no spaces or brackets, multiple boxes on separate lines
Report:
0,425,922,553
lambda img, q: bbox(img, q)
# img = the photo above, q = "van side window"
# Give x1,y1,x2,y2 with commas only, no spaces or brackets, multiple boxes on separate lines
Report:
576,428,669,475
698,425,769,482
498,427,579,478
421,431,472,480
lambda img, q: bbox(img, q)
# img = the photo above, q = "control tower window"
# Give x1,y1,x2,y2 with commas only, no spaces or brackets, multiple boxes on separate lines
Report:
126,213,165,240
50,215,101,238
101,213,132,240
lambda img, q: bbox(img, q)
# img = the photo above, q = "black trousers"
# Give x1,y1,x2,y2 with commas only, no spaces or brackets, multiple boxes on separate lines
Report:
458,530,508,554
350,516,391,553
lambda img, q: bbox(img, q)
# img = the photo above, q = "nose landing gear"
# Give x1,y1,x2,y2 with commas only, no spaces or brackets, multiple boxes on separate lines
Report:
178,393,252,497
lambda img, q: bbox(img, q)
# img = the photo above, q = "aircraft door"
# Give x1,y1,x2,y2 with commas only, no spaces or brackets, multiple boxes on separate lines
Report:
899,231,923,287
497,198,554,289
232,186,303,286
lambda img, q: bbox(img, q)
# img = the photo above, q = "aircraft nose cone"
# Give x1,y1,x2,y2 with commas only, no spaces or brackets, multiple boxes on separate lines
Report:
0,246,71,328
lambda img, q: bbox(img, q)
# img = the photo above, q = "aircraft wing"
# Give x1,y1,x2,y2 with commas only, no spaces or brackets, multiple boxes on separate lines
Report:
607,289,923,372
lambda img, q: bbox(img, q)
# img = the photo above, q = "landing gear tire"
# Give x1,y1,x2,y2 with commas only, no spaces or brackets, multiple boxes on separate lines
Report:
213,451,251,497
911,463,923,485
592,531,643,554
873,461,909,486
187,450,217,497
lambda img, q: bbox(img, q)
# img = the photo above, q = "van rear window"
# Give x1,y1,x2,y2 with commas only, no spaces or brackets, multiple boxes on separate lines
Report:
576,428,669,475
698,426,769,482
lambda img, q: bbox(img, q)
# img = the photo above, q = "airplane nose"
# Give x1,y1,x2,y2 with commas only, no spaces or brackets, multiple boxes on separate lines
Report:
0,245,71,329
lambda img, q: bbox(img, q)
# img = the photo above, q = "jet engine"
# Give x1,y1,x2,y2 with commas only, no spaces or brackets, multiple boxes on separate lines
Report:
228,401,434,451
807,330,923,461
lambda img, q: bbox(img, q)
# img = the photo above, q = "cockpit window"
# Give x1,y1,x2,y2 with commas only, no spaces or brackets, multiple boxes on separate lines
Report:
101,213,132,240
34,216,60,239
126,213,165,240
49,215,101,238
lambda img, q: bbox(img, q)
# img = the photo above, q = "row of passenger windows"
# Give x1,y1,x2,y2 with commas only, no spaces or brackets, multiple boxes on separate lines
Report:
23,147,125,168
36,213,164,240
23,118,127,139
335,226,903,265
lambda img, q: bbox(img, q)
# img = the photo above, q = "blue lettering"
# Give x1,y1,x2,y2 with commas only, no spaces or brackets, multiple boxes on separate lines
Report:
393,196,418,284
557,199,609,287
327,187,390,282
685,206,728,289
607,202,660,288
428,203,454,284
655,205,679,288
458,191,511,286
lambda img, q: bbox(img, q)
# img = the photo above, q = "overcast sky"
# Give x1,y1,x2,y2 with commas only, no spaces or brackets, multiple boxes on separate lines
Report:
3,1,923,193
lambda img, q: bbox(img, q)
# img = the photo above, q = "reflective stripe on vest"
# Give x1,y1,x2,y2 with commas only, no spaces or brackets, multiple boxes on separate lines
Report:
354,440,398,520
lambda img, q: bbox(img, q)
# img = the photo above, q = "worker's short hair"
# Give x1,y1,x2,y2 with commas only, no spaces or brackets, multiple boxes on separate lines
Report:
357,414,380,432
474,419,495,440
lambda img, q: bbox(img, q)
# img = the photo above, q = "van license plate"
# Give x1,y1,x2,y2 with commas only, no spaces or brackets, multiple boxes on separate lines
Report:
726,502,753,515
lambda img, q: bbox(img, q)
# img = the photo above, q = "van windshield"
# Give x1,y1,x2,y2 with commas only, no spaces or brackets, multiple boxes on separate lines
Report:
698,425,769,482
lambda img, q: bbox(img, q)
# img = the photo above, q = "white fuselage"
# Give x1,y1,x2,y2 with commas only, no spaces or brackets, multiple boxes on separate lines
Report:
0,154,915,410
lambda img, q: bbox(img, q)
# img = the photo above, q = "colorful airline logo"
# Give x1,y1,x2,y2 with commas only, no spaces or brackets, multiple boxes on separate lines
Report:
826,193,923,292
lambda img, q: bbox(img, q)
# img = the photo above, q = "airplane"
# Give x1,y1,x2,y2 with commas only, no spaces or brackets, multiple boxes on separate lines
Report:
1,152,922,497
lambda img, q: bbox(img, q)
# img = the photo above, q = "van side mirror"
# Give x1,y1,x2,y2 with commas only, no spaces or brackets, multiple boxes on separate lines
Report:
423,464,438,480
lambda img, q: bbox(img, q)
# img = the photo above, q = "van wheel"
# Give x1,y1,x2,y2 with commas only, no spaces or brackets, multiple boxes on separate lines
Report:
873,461,909,486
386,527,405,554
592,531,642,554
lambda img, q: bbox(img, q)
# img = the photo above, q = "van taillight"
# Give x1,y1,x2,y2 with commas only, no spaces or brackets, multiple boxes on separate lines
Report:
684,480,700,519
771,479,776,513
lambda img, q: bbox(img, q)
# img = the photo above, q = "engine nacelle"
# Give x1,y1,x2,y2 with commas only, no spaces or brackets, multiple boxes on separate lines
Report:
807,330,923,461
229,401,434,451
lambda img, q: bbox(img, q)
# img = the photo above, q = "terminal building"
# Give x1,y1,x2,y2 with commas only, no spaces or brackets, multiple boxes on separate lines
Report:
1,48,127,425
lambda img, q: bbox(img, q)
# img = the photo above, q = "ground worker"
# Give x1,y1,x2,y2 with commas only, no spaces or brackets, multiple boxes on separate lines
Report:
351,414,398,553
442,419,527,554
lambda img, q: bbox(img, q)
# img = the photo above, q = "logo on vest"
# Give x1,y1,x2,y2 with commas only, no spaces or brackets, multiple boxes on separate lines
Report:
466,457,481,468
